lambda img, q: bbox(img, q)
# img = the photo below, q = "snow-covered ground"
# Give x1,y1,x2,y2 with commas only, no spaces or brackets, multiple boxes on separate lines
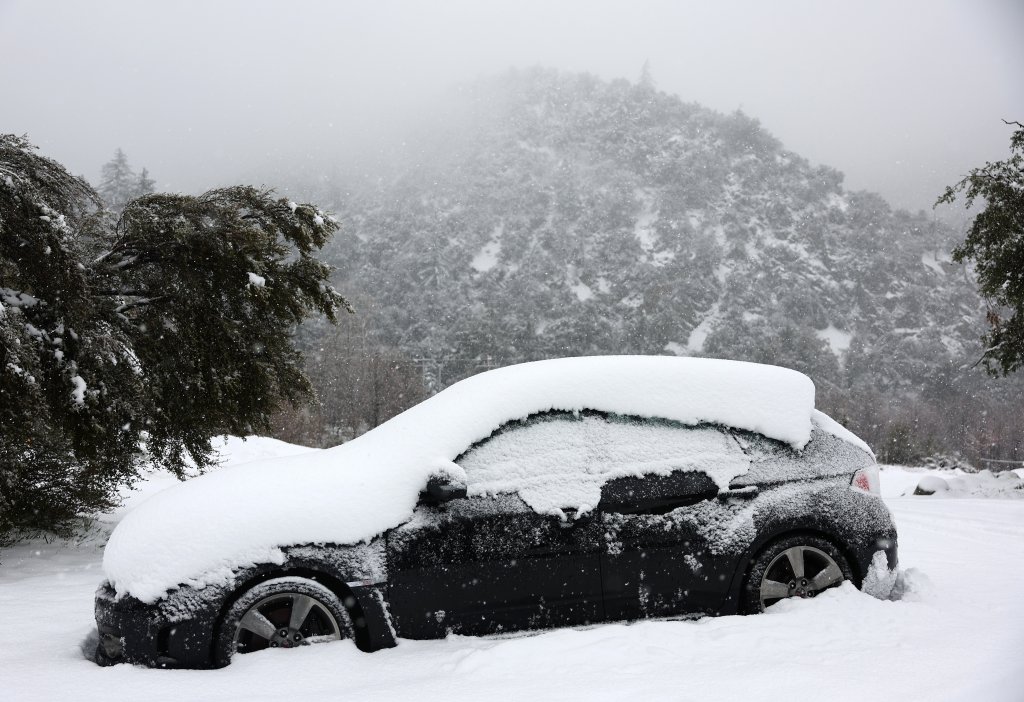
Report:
878,464,1024,500
2,440,1023,701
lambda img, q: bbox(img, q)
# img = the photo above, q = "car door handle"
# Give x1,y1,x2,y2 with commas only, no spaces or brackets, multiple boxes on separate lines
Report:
717,486,759,500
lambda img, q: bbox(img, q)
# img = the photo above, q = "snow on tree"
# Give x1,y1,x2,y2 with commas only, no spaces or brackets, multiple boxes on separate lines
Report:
135,167,155,198
97,148,136,213
0,134,349,542
98,148,155,214
938,120,1024,375
638,59,655,90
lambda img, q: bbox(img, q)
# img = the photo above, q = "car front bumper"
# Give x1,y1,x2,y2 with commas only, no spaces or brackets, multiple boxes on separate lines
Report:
94,582,224,668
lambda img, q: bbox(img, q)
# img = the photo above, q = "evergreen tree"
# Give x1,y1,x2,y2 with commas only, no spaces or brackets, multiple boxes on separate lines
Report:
0,134,348,542
638,60,655,90
1,135,120,540
938,120,1024,375
97,148,136,212
135,167,155,199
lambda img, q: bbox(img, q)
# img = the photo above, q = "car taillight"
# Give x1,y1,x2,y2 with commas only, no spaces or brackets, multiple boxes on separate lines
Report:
851,465,881,496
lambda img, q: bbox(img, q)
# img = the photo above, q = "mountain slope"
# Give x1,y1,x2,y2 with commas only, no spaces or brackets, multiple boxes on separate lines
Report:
319,68,1020,462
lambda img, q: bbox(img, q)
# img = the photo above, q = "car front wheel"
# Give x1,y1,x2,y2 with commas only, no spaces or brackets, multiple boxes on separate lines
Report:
742,535,853,613
219,577,353,660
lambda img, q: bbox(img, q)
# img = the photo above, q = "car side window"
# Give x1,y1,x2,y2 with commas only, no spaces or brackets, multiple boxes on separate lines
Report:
599,470,719,514
457,412,596,495
457,412,747,514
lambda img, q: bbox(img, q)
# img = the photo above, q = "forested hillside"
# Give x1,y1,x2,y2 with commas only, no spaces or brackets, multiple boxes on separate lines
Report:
291,68,1021,464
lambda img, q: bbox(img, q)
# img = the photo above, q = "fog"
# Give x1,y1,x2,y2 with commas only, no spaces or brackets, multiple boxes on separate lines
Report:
2,0,1021,212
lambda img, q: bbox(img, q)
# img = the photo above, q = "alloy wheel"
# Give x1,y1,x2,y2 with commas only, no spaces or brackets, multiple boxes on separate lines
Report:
758,545,846,610
234,591,342,654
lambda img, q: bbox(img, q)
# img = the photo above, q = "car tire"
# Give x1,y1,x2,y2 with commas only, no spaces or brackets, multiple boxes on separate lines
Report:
741,534,853,614
217,576,353,663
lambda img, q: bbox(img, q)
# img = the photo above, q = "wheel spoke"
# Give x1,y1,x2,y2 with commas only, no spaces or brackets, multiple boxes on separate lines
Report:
809,562,844,591
288,594,317,632
783,547,805,579
760,578,792,601
239,610,277,641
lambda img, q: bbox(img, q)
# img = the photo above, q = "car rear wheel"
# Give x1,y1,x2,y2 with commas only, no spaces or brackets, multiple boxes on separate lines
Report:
219,577,353,660
742,534,853,613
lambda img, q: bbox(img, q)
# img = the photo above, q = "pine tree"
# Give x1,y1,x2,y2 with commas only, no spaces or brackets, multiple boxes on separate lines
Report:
2,135,134,539
0,134,348,542
638,60,655,90
97,148,136,213
135,167,155,199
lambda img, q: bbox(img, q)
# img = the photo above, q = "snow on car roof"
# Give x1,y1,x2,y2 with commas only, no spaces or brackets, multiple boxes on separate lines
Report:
103,356,862,602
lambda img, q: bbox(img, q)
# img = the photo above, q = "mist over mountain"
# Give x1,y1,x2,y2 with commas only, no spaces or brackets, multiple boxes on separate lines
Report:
303,68,1020,462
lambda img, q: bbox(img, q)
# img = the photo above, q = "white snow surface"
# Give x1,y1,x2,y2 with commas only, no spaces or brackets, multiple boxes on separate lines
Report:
810,409,873,457
103,357,843,602
880,465,1023,499
815,324,853,355
3,454,1024,701
921,250,947,275
633,187,658,251
70,375,87,406
570,280,594,301
685,303,720,352
470,237,501,273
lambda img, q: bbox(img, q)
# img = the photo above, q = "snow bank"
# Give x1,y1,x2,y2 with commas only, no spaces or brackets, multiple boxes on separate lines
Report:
213,435,318,466
915,470,1022,498
12,499,1024,702
103,356,853,602
879,465,1024,500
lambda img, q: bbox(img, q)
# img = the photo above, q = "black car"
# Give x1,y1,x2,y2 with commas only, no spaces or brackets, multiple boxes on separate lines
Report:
94,357,897,668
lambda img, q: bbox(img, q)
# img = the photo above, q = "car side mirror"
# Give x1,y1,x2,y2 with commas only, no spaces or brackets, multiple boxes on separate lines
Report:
423,476,468,504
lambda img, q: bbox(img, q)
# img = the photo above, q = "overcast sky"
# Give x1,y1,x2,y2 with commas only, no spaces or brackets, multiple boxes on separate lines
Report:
2,0,1021,212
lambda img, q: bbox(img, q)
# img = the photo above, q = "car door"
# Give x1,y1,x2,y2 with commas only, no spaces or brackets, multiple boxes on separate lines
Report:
596,420,753,620
385,413,604,638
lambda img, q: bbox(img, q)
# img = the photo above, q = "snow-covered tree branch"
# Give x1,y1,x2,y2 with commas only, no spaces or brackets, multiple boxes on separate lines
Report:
0,134,349,542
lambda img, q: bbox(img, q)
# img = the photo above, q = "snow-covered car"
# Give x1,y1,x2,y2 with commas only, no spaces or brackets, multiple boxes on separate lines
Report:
94,356,897,668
